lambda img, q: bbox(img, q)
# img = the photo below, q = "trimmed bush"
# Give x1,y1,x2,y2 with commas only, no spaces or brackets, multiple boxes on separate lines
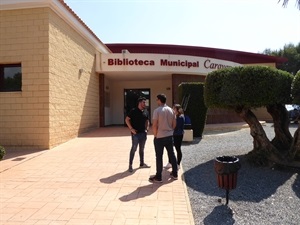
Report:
178,82,208,137
204,66,293,108
0,145,5,161
292,71,300,104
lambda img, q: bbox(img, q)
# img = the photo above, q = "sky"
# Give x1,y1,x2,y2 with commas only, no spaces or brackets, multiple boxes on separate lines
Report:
64,0,300,54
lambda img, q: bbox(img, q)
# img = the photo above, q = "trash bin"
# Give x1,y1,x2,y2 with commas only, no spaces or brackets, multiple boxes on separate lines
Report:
214,156,241,204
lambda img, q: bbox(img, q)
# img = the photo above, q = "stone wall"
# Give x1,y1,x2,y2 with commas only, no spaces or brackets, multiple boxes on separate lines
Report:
48,9,99,148
0,7,100,150
0,8,50,150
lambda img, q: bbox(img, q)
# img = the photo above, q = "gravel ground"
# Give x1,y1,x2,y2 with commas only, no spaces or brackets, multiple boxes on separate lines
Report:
181,123,300,225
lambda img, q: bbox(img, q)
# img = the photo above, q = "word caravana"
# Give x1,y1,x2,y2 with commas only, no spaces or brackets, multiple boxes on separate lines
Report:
107,58,199,68
204,59,232,69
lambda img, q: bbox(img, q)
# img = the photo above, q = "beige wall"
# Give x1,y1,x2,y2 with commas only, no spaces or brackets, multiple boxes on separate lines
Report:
244,63,276,68
0,8,100,150
0,8,50,150
48,10,99,148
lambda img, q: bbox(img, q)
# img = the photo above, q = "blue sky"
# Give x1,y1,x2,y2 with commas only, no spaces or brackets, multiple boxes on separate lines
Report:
64,0,300,53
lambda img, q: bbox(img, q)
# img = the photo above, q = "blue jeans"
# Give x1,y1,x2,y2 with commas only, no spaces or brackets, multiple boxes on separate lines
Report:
129,132,147,166
153,136,178,179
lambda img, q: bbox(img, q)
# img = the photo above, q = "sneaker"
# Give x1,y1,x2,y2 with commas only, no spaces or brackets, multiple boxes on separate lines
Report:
164,162,172,169
148,175,162,183
170,172,178,180
128,165,133,173
140,163,151,168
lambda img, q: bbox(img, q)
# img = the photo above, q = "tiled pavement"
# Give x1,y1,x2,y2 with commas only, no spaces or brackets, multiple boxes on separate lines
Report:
0,127,196,225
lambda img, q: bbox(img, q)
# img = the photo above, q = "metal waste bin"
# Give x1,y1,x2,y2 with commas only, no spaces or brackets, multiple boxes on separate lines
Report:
214,156,241,204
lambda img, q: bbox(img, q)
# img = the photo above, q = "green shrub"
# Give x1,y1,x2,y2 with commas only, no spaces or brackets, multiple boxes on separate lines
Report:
204,66,293,109
292,71,300,104
0,145,5,161
178,82,208,137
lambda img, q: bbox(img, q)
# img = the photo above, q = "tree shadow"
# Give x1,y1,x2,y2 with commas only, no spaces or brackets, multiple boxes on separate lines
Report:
0,148,48,161
203,205,235,225
183,154,300,202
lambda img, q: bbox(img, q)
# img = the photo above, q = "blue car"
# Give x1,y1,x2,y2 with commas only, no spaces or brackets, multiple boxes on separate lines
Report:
285,104,300,123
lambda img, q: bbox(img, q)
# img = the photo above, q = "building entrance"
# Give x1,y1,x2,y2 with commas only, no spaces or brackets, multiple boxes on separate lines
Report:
124,89,151,125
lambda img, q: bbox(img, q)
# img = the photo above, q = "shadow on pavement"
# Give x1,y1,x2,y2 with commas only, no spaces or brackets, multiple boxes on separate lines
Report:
203,205,235,225
118,178,176,202
0,148,48,161
183,155,300,202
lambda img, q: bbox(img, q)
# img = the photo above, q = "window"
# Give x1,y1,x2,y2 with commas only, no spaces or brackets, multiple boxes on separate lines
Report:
0,63,22,92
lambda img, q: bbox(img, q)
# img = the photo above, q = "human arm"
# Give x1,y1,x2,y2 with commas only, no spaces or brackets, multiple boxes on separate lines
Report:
125,116,136,134
152,119,158,137
172,114,176,130
145,119,150,132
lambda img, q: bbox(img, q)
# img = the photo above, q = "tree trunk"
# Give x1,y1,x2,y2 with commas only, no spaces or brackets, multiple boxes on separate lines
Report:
289,124,300,160
235,107,283,165
266,104,293,151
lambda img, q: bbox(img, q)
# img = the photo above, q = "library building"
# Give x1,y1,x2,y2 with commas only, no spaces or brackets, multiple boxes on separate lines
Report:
0,0,286,150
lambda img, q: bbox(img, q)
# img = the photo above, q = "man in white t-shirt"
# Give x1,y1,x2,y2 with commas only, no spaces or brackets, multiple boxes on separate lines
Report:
149,94,178,183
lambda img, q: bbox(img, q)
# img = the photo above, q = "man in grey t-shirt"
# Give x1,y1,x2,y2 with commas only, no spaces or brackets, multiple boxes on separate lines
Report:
149,94,178,183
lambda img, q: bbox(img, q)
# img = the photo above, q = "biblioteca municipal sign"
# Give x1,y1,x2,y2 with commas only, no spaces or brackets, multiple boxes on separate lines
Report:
100,53,242,74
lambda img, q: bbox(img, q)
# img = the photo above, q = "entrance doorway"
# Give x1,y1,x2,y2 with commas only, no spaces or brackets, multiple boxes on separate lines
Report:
124,89,151,125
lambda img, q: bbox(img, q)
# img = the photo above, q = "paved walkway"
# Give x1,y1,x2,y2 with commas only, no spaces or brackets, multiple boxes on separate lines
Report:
0,127,196,225
0,122,251,225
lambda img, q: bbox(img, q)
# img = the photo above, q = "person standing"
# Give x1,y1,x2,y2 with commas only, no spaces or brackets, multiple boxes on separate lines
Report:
165,104,185,170
125,97,150,172
149,94,178,183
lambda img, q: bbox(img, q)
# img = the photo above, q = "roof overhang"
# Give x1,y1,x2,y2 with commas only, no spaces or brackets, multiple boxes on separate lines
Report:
106,43,287,66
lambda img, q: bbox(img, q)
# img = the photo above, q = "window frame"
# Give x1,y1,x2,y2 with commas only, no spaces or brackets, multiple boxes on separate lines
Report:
0,63,22,92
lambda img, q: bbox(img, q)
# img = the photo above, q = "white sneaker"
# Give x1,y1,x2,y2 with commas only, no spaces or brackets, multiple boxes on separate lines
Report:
164,162,172,169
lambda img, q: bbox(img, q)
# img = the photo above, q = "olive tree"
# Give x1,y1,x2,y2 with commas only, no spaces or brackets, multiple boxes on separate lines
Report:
204,66,300,166
289,71,300,160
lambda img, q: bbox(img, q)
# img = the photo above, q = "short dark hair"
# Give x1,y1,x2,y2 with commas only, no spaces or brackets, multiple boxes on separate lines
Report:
137,97,146,103
157,94,167,103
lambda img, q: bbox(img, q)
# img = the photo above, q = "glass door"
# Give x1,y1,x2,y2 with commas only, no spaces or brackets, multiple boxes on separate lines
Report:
124,89,151,125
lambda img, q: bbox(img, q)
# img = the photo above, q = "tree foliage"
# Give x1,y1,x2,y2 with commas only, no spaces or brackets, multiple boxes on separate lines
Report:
278,0,300,9
204,65,299,166
262,42,300,75
178,82,208,137
292,71,300,104
204,66,293,108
